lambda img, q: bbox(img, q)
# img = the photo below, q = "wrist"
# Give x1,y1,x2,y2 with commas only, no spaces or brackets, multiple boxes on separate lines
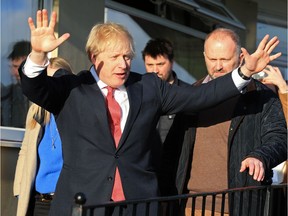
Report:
238,67,251,80
277,82,288,94
30,50,48,65
278,85,288,94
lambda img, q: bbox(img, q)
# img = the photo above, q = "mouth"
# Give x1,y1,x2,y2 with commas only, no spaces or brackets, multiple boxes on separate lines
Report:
115,72,127,79
214,72,226,77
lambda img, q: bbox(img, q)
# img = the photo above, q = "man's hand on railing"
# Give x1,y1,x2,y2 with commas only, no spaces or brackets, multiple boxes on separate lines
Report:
240,157,265,181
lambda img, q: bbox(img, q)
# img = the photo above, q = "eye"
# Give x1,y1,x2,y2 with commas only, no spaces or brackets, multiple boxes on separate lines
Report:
109,55,118,60
124,55,131,61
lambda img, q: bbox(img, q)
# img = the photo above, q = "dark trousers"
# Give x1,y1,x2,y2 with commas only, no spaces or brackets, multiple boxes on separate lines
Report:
27,192,52,216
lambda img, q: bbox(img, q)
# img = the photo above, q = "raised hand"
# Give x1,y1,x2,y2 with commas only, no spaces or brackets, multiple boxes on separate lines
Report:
240,35,281,77
28,9,70,64
262,65,288,94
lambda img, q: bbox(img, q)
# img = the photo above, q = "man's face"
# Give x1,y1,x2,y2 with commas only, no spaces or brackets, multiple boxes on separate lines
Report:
204,37,243,79
144,54,174,83
94,43,132,88
10,56,26,82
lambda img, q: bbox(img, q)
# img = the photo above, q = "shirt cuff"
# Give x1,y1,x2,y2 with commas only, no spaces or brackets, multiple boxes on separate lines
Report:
231,67,250,93
23,54,50,78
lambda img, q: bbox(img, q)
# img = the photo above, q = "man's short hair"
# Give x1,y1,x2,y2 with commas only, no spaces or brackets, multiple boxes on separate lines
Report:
8,40,31,60
142,38,174,62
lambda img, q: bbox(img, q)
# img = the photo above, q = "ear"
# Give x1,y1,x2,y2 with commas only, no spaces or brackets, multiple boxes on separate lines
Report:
239,53,244,66
203,51,206,58
91,54,96,64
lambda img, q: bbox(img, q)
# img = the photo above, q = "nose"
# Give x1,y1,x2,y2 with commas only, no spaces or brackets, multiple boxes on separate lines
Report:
153,65,159,73
118,57,128,68
215,60,223,71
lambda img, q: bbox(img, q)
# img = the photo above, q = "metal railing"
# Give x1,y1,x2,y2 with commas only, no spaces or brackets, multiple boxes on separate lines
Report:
71,184,287,216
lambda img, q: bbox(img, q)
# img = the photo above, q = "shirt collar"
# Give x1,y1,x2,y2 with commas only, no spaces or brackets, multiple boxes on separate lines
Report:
89,65,126,91
202,75,212,84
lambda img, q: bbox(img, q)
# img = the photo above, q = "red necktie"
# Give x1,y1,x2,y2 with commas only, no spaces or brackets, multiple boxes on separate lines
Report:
106,86,125,201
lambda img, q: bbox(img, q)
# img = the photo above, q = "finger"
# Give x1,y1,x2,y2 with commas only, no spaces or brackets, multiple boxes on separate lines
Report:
42,9,49,27
55,33,71,47
49,11,57,30
257,165,265,181
240,160,248,172
263,66,272,74
265,65,273,70
264,36,278,52
262,69,270,74
266,37,280,54
249,163,255,176
269,52,282,62
36,10,42,28
28,17,35,31
257,34,270,51
273,66,279,70
273,66,280,73
252,163,260,180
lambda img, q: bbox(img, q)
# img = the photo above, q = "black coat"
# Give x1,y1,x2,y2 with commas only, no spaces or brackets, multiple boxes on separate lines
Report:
166,78,287,215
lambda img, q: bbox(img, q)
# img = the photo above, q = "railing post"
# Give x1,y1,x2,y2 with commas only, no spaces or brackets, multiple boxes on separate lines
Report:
71,192,86,216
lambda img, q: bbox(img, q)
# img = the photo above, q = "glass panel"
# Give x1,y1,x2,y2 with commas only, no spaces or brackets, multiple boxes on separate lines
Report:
1,0,52,128
195,0,234,19
106,8,208,84
257,22,287,80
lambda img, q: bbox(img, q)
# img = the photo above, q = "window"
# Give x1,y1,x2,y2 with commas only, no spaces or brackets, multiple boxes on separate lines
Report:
1,0,52,128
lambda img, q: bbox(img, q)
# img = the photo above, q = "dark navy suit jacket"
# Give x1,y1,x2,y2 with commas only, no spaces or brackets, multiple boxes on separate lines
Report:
20,66,240,216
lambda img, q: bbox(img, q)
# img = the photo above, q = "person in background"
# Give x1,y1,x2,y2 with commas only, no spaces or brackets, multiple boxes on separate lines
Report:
13,57,73,216
20,9,281,216
254,65,288,184
164,28,287,216
262,65,287,121
261,65,288,215
142,38,190,197
1,40,31,127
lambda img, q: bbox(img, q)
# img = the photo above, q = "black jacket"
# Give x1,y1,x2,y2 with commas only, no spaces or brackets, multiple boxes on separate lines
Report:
156,71,191,196
165,78,287,215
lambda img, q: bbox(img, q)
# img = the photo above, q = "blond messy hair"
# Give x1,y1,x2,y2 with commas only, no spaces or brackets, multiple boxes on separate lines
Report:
85,22,135,62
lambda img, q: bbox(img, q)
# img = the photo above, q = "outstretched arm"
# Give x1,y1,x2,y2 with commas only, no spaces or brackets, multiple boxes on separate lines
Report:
28,9,70,65
239,35,281,78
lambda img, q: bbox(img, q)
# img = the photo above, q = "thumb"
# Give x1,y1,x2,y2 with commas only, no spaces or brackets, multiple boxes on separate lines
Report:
239,160,248,173
56,33,70,47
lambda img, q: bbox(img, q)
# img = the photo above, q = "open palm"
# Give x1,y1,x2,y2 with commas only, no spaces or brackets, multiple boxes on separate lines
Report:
240,35,281,75
28,9,70,53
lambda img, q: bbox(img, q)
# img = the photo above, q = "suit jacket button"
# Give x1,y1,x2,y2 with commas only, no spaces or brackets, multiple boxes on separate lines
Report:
107,176,113,181
114,154,119,159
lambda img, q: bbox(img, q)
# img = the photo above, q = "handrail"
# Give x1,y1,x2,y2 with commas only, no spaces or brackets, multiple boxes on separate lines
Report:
72,183,287,216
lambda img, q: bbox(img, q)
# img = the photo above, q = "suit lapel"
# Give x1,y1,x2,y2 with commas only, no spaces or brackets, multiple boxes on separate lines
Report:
83,82,115,148
83,71,143,150
117,81,143,150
